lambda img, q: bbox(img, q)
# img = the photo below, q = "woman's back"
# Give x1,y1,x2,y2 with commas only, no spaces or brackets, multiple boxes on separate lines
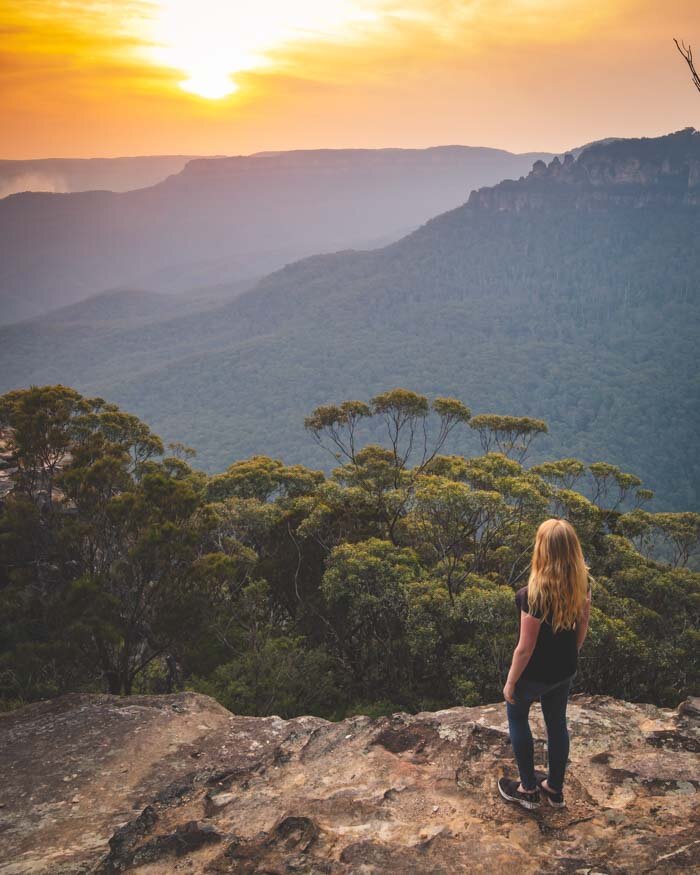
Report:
515,585,578,684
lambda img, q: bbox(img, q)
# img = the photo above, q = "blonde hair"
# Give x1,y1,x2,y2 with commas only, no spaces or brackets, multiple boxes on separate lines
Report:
527,518,592,633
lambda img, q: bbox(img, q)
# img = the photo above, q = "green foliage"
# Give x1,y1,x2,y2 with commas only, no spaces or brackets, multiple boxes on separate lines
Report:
188,580,342,718
205,456,324,502
403,476,506,598
449,583,516,703
469,414,548,462
530,458,586,490
322,538,420,702
1,385,697,718
618,509,700,566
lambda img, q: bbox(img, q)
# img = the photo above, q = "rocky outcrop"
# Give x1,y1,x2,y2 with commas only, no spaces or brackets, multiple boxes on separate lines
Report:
0,692,698,874
467,128,700,211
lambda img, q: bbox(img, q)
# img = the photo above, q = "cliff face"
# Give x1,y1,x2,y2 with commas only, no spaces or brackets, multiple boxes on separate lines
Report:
467,128,700,210
1,692,698,874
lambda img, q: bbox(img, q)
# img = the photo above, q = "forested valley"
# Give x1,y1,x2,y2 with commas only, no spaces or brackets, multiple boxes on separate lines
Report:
3,131,698,512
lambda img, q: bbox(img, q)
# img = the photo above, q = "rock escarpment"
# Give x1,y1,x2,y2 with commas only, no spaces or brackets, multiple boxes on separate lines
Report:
467,127,700,210
0,692,698,874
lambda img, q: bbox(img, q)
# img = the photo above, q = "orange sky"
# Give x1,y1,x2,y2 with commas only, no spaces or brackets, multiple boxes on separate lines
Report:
1,0,698,158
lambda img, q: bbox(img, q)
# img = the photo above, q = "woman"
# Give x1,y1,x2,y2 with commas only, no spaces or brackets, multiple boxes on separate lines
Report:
498,518,592,810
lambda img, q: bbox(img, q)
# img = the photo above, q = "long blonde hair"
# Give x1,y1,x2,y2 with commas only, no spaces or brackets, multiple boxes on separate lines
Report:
527,518,591,633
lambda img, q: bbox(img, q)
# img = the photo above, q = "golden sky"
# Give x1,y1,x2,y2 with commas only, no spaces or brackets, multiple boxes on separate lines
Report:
1,0,698,158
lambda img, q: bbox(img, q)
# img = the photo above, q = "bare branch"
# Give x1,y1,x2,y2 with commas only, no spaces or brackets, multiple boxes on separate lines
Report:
674,38,700,92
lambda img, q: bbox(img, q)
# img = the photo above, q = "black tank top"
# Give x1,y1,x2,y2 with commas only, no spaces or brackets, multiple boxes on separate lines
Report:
515,585,578,683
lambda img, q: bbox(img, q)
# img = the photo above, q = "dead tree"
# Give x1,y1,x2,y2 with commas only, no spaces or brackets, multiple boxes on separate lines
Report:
674,38,700,93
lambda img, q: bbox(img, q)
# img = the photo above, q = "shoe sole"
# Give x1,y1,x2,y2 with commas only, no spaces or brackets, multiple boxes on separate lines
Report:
497,781,540,810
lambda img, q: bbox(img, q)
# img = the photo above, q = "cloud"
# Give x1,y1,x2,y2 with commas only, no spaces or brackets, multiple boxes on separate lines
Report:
1,0,698,157
0,1,615,97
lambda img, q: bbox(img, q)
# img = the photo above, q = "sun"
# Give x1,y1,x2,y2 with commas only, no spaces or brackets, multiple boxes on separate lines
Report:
146,0,380,100
179,71,239,101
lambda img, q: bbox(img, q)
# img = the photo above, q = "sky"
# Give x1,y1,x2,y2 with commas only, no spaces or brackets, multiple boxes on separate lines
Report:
1,0,698,158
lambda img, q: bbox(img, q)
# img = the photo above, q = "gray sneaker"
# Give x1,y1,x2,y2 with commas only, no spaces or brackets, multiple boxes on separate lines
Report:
534,770,566,808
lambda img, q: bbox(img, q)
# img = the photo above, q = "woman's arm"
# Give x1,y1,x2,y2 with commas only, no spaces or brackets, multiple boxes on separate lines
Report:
576,587,592,652
503,612,541,703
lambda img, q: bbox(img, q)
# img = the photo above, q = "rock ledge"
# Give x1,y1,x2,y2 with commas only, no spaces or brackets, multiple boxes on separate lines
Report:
1,692,698,873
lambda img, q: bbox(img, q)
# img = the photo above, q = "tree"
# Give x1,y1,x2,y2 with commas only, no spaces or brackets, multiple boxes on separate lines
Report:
306,389,471,475
449,583,516,703
62,462,207,694
403,475,505,600
619,509,700,568
189,579,341,718
588,462,642,513
304,401,372,464
321,538,421,703
530,458,585,490
651,512,700,568
205,456,323,503
0,385,89,507
305,390,471,544
0,386,209,698
468,414,548,463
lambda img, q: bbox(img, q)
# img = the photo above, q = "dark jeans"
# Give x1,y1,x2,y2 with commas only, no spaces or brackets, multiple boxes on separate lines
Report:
506,673,575,792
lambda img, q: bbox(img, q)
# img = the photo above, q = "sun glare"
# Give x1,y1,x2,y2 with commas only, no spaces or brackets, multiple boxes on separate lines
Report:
147,0,380,99
179,71,239,100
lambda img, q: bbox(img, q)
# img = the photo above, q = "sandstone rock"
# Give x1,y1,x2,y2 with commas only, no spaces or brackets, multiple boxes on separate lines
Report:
467,127,700,212
0,691,698,873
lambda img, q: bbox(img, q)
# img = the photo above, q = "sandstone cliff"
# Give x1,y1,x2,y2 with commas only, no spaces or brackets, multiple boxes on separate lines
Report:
1,692,698,874
467,127,700,211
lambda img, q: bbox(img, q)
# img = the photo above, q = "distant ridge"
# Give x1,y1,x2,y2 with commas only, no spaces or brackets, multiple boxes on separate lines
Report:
0,144,553,324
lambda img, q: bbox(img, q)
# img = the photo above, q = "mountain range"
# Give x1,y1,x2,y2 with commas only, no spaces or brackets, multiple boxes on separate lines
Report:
1,128,698,510
0,145,551,324
0,156,199,199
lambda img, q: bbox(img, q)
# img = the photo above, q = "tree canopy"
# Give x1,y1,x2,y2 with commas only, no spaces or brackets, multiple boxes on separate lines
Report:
1,385,697,717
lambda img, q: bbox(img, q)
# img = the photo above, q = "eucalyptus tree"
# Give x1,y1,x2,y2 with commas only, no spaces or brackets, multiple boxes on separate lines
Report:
305,389,471,543
468,414,548,463
0,386,214,697
618,508,700,568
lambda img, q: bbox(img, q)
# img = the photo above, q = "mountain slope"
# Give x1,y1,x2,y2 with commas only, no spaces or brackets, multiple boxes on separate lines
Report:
0,145,551,324
1,129,698,509
0,155,199,198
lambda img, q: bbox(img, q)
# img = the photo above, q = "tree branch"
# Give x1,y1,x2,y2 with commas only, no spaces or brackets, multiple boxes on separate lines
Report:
674,38,700,92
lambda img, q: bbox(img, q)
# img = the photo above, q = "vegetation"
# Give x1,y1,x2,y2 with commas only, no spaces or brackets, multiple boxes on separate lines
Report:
2,132,699,512
1,385,698,718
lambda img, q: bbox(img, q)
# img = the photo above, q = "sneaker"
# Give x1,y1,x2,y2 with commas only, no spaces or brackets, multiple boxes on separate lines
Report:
534,770,566,808
497,777,540,810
